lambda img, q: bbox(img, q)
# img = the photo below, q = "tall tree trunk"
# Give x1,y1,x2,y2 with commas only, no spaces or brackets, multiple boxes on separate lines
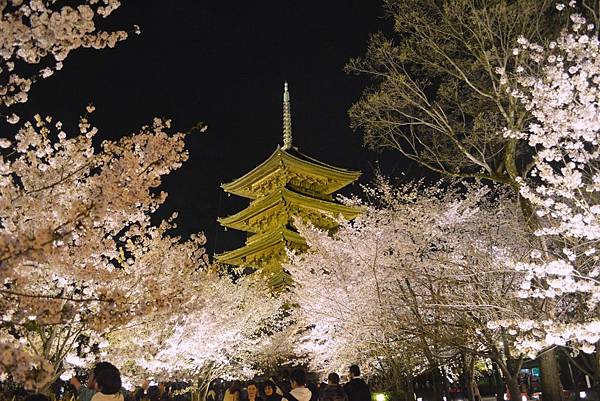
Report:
565,345,600,390
462,352,475,401
494,356,522,401
493,363,505,401
432,366,445,401
402,375,415,401
505,376,523,401
540,350,564,401
390,358,412,401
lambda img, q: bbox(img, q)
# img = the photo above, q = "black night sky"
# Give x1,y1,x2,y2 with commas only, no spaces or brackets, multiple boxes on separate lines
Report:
13,1,417,257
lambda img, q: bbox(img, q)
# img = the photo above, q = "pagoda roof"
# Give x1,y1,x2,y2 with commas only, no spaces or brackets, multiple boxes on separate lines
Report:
218,187,360,232
221,147,361,199
215,228,305,267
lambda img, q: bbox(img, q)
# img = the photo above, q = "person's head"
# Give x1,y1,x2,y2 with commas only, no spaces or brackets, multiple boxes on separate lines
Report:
290,369,306,389
229,380,241,393
93,362,122,394
327,373,340,385
147,385,160,401
349,365,360,379
263,380,276,397
247,381,258,399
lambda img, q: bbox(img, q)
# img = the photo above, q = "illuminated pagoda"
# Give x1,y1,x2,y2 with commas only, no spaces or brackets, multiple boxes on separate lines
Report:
216,82,361,290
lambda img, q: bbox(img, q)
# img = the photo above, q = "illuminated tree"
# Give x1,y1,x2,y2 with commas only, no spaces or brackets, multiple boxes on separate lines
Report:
288,179,533,401
497,9,600,386
0,113,207,389
0,1,212,391
104,271,291,397
345,2,594,398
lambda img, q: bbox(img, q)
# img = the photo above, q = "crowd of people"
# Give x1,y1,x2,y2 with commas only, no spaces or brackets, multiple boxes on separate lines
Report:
209,367,370,401
15,363,126,401
21,362,372,401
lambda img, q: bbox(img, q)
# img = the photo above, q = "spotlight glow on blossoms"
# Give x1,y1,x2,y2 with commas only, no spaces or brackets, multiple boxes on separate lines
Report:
500,12,600,357
103,271,292,387
286,177,531,401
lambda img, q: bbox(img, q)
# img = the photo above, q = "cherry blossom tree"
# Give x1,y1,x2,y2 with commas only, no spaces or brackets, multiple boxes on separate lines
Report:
287,179,534,401
0,0,135,119
499,7,600,386
345,3,585,398
102,270,293,398
0,1,211,391
0,113,208,390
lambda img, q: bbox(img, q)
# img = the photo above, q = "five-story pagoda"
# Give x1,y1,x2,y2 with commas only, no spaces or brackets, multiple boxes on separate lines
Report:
216,83,361,290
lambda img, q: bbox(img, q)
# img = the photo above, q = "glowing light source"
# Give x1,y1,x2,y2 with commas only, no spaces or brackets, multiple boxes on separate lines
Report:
580,392,587,399
375,394,386,401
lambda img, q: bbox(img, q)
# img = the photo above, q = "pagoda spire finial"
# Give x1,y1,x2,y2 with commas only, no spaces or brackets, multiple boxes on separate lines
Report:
282,81,292,150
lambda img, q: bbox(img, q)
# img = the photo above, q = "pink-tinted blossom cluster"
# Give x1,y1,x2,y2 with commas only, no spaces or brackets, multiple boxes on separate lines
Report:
0,0,133,114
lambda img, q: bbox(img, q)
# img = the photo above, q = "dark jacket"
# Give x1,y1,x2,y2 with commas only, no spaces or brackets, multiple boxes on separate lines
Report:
321,385,348,401
264,394,282,401
343,379,370,401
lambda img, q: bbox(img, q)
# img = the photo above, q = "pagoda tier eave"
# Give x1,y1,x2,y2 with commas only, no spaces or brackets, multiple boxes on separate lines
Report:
218,187,360,232
214,228,305,267
221,147,361,199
